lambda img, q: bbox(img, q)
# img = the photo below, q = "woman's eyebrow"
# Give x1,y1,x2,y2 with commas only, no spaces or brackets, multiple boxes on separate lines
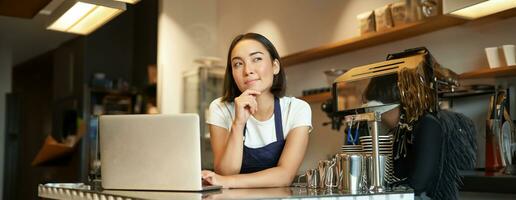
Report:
231,52,263,61
231,57,242,62
250,51,264,56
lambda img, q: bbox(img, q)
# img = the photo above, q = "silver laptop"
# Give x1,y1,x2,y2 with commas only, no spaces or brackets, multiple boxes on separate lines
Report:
99,114,221,191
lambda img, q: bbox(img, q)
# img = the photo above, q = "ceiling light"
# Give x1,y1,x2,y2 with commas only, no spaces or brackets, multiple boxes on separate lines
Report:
47,0,126,35
113,0,140,4
444,0,516,20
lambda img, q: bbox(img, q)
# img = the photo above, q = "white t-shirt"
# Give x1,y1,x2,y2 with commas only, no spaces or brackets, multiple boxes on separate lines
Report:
206,96,312,148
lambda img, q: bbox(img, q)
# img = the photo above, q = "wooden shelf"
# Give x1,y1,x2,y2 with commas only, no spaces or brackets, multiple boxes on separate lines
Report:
298,92,332,103
459,66,516,79
282,15,466,67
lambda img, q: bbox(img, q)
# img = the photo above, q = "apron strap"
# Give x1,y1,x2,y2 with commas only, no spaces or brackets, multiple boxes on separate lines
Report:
273,97,284,142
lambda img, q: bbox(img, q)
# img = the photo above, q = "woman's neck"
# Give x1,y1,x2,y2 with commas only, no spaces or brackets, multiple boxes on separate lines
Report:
253,91,275,121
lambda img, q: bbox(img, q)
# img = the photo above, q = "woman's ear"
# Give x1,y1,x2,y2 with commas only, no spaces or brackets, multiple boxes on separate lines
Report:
273,59,280,75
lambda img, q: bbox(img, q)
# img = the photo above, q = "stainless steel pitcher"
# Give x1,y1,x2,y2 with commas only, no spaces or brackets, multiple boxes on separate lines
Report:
306,169,320,189
296,168,321,189
318,159,338,189
365,154,388,189
335,153,365,192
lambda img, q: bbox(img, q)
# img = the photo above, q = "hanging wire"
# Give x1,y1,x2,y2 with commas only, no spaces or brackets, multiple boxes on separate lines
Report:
346,120,353,145
354,121,360,145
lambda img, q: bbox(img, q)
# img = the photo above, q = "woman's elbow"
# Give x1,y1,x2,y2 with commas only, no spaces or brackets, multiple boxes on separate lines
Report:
276,175,295,187
214,165,239,176
276,167,297,186
213,167,223,175
279,178,294,187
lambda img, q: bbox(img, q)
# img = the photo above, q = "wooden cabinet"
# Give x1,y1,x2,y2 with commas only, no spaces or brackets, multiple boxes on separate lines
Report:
8,51,83,200
53,38,85,102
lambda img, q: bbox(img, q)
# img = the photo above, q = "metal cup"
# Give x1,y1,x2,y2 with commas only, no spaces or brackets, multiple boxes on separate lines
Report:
317,159,338,189
297,168,321,188
365,154,388,189
306,168,320,189
325,158,338,188
335,153,365,192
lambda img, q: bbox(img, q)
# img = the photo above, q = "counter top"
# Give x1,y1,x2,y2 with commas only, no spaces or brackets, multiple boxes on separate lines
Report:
39,183,414,200
460,170,516,193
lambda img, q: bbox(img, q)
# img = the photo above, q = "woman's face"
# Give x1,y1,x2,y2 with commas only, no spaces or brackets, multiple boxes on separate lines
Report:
381,107,400,130
230,39,280,94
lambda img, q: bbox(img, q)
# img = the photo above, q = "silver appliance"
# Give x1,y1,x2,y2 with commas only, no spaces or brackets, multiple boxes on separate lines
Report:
183,63,225,170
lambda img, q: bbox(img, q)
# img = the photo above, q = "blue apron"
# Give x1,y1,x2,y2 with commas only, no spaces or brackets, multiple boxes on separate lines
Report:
240,97,285,174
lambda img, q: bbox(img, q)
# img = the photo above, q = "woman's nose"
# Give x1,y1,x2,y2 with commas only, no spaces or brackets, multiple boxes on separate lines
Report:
243,63,254,75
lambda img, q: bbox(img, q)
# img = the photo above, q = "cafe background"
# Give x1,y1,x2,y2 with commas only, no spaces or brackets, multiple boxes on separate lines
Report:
1,0,516,199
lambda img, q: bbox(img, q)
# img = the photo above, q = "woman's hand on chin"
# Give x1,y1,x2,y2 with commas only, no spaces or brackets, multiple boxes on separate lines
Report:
234,89,261,126
201,170,231,188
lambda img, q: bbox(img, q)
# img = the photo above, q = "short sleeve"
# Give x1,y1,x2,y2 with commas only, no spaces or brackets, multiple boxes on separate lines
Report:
206,98,230,130
288,99,313,133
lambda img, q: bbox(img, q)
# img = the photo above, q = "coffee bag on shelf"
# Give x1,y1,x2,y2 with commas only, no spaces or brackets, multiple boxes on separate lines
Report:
375,4,394,32
406,0,442,22
391,1,408,27
357,10,376,35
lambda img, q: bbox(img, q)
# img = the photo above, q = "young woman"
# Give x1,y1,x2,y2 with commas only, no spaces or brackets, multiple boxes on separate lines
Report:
201,33,312,188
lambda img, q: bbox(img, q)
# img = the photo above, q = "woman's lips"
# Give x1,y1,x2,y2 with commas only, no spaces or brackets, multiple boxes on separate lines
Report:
245,79,258,85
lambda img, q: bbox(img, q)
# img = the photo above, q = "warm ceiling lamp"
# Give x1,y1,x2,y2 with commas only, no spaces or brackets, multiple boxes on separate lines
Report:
113,0,140,4
47,0,126,35
444,0,516,19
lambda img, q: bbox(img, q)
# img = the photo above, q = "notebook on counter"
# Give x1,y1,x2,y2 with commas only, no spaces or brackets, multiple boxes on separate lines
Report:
99,114,221,191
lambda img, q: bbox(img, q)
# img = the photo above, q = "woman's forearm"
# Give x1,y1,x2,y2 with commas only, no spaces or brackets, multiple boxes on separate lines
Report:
226,166,296,188
215,122,245,175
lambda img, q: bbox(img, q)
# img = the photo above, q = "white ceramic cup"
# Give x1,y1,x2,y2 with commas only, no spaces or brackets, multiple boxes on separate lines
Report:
502,45,516,66
485,47,503,68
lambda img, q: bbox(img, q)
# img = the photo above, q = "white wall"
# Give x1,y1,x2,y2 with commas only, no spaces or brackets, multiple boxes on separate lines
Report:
217,0,394,60
0,37,12,200
215,0,516,171
157,0,218,114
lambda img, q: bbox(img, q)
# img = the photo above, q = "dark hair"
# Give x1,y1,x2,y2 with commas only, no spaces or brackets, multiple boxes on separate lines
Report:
364,73,400,104
221,33,286,102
